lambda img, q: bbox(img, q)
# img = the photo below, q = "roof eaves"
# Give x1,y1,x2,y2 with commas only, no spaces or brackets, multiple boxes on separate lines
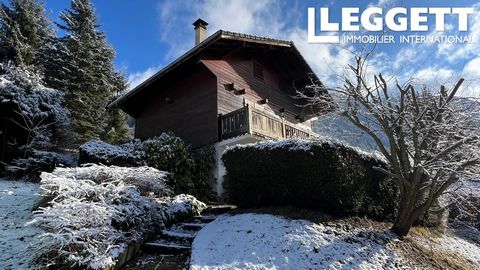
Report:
219,30,293,47
109,30,314,109
108,30,224,109
289,42,320,83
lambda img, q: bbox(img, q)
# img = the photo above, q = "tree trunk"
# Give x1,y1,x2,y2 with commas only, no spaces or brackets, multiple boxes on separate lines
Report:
392,215,416,238
391,194,416,237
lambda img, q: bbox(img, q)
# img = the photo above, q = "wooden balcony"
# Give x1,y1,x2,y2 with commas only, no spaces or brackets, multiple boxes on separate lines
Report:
219,105,313,141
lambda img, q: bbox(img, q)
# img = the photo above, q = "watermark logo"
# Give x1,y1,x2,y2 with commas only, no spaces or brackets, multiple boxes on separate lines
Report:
308,7,474,44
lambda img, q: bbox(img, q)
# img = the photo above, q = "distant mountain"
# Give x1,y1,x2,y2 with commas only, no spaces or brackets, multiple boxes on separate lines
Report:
312,97,480,152
312,113,385,152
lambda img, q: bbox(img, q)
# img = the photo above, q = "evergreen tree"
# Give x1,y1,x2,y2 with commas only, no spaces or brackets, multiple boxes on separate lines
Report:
56,0,129,144
103,72,131,144
0,0,55,68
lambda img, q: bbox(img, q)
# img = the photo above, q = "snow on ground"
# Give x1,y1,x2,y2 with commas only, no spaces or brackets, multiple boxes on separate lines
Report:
435,233,480,265
414,228,480,267
190,214,410,270
0,179,39,270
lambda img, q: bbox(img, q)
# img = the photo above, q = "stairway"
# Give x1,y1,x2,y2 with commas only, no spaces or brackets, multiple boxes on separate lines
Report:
123,204,236,269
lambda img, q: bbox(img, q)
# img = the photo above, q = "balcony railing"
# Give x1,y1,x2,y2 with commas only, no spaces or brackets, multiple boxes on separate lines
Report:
220,105,312,141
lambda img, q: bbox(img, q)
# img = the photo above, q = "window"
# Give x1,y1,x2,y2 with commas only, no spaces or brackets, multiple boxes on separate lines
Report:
253,61,264,80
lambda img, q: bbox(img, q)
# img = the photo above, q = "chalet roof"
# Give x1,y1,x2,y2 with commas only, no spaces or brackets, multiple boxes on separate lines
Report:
109,30,320,111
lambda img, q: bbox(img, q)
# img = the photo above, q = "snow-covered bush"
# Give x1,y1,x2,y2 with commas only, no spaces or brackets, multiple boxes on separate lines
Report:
0,64,69,173
79,139,144,167
29,165,205,270
79,132,216,200
42,164,172,197
161,194,207,222
223,138,396,220
4,150,75,181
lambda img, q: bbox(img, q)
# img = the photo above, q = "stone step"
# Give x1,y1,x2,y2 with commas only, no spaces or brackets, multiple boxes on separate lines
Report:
195,215,217,223
184,215,216,224
159,229,196,242
179,222,207,231
142,240,191,254
204,204,237,215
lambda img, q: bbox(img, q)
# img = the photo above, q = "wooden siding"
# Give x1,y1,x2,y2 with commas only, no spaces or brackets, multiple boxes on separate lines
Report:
134,66,218,147
201,53,305,124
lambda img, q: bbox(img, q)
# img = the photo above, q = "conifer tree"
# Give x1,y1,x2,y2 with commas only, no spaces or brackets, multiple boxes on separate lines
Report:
0,0,55,68
56,0,129,144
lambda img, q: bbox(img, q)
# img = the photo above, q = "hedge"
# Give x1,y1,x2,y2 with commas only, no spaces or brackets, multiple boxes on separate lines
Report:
222,139,396,220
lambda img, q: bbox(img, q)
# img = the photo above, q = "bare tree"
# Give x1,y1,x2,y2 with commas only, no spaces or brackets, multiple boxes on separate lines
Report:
299,55,480,237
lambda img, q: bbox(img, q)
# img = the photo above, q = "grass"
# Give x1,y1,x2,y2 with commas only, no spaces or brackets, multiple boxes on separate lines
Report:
410,226,444,239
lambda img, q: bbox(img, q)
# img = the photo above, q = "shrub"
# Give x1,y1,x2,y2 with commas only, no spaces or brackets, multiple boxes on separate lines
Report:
222,139,396,220
143,133,216,201
4,150,76,181
30,165,206,270
79,139,144,167
0,64,69,168
42,164,172,197
80,132,216,201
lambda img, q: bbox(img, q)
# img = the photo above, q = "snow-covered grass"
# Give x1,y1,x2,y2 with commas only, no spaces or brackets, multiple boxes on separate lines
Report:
433,233,480,265
190,214,409,270
408,225,480,268
0,179,39,270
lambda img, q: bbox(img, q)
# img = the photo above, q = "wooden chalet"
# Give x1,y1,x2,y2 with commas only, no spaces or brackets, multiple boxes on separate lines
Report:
110,19,328,196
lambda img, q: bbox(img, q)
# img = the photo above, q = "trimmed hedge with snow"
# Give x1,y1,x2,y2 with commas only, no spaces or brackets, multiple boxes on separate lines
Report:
79,140,143,167
29,164,206,270
222,139,396,220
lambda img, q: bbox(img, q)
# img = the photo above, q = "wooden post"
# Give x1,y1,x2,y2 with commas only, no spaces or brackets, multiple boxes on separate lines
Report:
247,104,252,135
218,113,223,141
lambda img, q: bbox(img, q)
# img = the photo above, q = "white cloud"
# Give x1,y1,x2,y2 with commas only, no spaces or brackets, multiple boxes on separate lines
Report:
153,0,476,94
436,3,480,63
127,66,161,89
156,0,287,60
155,0,349,86
461,57,480,97
410,66,457,89
367,0,397,9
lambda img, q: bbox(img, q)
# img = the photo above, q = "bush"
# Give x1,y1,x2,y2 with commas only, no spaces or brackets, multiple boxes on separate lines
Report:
222,139,396,220
79,132,216,201
0,64,69,168
42,164,172,197
30,165,206,270
143,133,216,201
79,139,143,167
4,150,76,181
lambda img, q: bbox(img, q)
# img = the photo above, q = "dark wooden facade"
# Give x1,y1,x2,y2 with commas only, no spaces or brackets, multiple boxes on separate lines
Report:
111,30,326,147
134,65,218,146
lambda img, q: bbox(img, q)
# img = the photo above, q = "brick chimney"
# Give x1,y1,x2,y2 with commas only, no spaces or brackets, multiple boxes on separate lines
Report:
193,18,208,46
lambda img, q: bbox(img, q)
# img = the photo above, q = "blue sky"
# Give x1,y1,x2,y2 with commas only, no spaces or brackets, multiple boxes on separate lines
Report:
3,0,479,94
